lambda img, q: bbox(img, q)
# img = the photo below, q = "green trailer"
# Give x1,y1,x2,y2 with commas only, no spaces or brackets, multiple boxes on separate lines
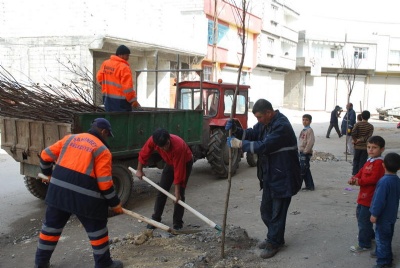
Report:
1,109,203,205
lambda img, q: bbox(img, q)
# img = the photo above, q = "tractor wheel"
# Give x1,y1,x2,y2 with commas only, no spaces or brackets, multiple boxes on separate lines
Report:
24,176,48,200
246,152,258,167
112,161,133,206
207,128,240,178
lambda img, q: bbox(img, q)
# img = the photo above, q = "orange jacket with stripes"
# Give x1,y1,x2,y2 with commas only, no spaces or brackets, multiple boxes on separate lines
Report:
96,55,137,112
40,131,120,220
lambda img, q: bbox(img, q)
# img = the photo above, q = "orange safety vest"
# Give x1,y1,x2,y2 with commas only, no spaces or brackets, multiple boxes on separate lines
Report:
97,55,137,111
40,132,119,220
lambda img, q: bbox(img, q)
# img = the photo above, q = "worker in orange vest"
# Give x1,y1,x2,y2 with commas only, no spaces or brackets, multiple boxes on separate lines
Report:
97,45,140,111
34,118,123,268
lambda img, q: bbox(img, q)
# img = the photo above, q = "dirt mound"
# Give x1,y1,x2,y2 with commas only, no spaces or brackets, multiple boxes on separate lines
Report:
109,225,263,268
311,151,337,162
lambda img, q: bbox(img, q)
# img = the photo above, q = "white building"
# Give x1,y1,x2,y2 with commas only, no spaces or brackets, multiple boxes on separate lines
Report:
0,0,208,107
285,18,400,112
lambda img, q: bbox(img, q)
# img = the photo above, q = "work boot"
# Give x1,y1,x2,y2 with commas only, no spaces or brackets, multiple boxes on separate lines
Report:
260,243,281,259
34,262,50,268
258,240,268,249
106,260,123,268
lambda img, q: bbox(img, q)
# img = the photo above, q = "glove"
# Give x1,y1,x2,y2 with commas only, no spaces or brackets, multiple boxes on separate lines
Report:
227,137,241,148
225,120,234,131
225,120,237,133
112,203,123,214
132,100,142,109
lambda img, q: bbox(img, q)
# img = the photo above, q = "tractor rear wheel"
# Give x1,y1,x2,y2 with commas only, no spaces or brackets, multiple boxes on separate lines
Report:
207,128,240,178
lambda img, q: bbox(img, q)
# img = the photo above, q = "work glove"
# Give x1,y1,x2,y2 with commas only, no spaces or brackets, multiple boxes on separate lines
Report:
132,100,141,108
225,119,237,133
112,203,123,214
42,175,51,184
227,136,241,148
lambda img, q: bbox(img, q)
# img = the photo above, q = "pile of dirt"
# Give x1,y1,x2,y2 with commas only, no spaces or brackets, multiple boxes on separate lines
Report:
109,225,264,268
311,151,337,162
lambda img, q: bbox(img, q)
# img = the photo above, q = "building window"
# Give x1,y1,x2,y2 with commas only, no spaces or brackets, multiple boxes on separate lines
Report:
267,38,274,52
267,54,274,58
240,72,248,85
270,21,278,27
330,49,336,59
389,50,400,64
203,66,212,81
354,47,368,59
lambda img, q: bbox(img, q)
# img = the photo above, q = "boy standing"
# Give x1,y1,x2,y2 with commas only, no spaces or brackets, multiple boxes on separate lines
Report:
298,114,315,191
348,136,386,253
370,152,400,268
351,110,374,175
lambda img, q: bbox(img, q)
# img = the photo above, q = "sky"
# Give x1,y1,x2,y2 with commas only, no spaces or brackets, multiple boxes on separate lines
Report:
294,0,400,36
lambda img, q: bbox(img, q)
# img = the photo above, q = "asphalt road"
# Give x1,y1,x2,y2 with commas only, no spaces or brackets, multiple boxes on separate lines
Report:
1,109,399,267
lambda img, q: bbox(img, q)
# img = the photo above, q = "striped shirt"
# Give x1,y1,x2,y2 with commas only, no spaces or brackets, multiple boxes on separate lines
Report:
351,121,374,149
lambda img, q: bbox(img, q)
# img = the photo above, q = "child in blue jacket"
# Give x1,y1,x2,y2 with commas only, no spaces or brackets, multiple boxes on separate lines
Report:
370,152,400,268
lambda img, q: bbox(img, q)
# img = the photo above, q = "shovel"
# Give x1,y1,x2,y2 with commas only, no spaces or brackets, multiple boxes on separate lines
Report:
129,167,222,232
122,208,202,235
37,173,50,182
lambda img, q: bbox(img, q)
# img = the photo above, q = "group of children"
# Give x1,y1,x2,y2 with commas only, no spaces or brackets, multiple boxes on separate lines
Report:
298,113,400,268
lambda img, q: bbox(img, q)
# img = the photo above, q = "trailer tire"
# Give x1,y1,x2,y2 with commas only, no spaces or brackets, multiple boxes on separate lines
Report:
246,152,258,167
24,176,48,200
112,162,133,206
207,128,240,178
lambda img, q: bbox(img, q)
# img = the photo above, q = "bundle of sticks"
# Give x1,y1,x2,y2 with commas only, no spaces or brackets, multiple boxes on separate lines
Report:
0,65,104,124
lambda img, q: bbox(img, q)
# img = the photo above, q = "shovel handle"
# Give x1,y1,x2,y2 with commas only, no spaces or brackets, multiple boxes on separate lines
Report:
122,208,172,233
38,173,50,182
129,167,221,231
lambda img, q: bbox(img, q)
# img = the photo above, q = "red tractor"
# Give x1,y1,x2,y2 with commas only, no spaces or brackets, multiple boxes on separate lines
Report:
176,80,255,178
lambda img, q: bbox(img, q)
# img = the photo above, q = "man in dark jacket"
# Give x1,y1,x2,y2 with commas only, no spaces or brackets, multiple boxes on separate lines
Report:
326,105,343,138
341,103,356,154
226,99,302,259
34,118,123,268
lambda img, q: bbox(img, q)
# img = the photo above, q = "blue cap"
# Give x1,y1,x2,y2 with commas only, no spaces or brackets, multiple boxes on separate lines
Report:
92,118,114,137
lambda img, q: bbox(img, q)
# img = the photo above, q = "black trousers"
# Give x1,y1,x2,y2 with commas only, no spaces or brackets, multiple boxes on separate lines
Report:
326,123,341,137
35,205,112,268
151,158,193,227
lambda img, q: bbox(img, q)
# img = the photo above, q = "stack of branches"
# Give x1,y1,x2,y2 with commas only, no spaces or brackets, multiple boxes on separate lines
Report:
0,64,104,124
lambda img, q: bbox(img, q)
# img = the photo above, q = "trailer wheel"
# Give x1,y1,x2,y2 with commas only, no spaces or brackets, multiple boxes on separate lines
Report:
246,152,258,167
207,128,240,178
112,162,133,206
24,176,48,200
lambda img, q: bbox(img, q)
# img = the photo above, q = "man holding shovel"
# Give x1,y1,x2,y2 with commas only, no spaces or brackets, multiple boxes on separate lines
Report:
34,118,123,268
136,128,193,230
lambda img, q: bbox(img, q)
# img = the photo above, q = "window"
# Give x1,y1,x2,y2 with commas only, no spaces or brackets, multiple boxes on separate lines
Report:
178,88,201,110
203,66,212,81
389,50,400,64
224,90,247,115
312,44,323,59
330,49,336,59
354,47,368,59
267,38,274,52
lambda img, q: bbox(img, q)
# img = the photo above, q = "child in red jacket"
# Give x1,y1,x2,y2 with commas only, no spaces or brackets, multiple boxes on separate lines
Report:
348,136,385,253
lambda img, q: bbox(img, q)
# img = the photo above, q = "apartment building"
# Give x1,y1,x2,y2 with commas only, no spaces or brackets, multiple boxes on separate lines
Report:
286,21,400,112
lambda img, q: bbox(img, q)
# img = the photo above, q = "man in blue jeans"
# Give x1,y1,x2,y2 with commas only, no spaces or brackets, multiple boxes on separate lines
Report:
226,99,302,259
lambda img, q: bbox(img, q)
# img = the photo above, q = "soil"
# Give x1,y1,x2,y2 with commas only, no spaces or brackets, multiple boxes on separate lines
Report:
1,110,400,268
